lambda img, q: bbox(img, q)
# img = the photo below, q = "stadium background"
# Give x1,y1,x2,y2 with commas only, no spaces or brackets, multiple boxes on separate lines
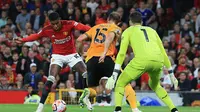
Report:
0,0,200,109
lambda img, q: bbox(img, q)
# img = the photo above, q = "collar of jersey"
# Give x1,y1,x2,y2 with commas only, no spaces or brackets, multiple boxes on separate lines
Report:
133,24,141,27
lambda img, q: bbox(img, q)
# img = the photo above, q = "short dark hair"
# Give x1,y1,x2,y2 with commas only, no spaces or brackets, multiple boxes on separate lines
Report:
108,12,121,24
48,12,60,21
31,90,38,96
129,12,142,24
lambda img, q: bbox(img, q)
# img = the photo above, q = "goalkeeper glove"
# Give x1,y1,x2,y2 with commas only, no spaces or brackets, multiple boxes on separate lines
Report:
106,72,118,90
168,68,178,90
106,64,121,90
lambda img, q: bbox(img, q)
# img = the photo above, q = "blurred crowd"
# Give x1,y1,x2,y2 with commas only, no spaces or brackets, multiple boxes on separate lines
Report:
0,0,200,97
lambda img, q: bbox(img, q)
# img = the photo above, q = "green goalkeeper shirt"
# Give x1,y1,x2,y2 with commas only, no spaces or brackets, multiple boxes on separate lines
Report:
115,24,171,69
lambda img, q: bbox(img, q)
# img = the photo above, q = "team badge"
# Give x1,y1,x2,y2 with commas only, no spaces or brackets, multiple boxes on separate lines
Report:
116,29,120,34
63,32,68,35
52,35,55,38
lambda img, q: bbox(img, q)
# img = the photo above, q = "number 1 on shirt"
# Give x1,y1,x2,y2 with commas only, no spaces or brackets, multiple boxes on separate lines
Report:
141,29,149,42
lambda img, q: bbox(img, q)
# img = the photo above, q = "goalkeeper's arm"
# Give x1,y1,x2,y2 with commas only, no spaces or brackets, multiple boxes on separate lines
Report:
113,31,130,78
105,30,129,90
155,31,178,89
111,32,129,80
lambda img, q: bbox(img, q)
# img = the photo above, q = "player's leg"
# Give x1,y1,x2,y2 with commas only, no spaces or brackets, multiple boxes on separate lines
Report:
36,64,61,112
98,77,112,105
36,54,63,112
115,60,144,112
78,57,108,109
124,84,137,110
105,57,139,110
148,62,178,112
72,61,93,109
81,56,116,106
98,56,115,104
72,61,88,87
70,54,88,86
118,69,139,110
69,53,93,110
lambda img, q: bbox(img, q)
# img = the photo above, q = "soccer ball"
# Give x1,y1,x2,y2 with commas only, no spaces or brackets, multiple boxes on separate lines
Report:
52,100,67,112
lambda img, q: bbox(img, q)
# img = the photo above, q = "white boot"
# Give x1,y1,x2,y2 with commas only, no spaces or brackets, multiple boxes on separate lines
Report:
83,94,93,111
79,88,93,111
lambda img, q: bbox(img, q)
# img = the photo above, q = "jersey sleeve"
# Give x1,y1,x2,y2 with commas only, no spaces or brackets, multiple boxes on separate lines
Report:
22,29,45,42
155,31,171,69
84,27,94,38
109,26,121,35
71,20,91,31
108,25,122,38
115,29,130,65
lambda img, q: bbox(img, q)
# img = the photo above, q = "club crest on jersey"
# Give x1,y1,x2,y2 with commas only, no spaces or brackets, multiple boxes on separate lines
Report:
52,35,55,38
63,32,68,35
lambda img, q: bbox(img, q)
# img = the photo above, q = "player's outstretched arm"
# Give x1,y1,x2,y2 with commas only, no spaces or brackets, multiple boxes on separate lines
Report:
115,31,130,67
99,32,115,63
77,26,93,42
155,31,178,90
155,31,171,68
72,21,91,31
77,34,89,42
15,37,23,44
106,30,129,90
15,34,41,44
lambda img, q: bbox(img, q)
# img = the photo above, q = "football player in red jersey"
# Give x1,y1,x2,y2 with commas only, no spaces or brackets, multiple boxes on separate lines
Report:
16,12,91,112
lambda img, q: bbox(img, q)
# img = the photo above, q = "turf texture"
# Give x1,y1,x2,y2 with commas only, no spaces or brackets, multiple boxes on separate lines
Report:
0,104,199,112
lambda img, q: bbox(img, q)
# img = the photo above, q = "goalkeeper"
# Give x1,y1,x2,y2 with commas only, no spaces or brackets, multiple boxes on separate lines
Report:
106,12,179,112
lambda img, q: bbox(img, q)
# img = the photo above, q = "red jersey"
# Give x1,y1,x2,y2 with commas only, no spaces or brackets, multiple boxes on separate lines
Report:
5,72,17,83
22,20,91,55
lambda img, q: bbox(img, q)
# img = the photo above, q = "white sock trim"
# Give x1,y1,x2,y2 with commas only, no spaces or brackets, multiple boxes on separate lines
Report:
82,72,87,78
114,64,121,70
47,75,56,83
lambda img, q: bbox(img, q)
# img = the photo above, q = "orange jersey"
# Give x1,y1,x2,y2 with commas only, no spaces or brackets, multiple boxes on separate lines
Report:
85,23,122,62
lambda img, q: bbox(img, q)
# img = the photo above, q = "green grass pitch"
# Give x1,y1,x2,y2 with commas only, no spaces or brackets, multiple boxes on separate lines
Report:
0,104,200,112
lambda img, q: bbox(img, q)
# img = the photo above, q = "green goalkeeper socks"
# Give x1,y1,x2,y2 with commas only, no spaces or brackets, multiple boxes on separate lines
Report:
155,86,175,110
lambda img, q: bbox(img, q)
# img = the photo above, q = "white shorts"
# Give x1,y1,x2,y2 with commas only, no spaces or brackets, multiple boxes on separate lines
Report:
50,53,83,68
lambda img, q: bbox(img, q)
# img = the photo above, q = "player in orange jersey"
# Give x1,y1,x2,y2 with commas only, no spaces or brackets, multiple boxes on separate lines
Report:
77,12,141,112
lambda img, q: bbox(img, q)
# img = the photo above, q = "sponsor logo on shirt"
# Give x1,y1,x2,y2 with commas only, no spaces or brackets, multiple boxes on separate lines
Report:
54,36,71,44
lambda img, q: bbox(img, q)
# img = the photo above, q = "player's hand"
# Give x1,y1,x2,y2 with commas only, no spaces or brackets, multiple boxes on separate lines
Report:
15,37,23,44
105,72,118,90
168,71,178,90
99,53,106,63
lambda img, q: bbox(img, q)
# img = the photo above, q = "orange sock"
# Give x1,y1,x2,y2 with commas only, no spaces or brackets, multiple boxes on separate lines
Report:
89,88,97,97
125,84,137,109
